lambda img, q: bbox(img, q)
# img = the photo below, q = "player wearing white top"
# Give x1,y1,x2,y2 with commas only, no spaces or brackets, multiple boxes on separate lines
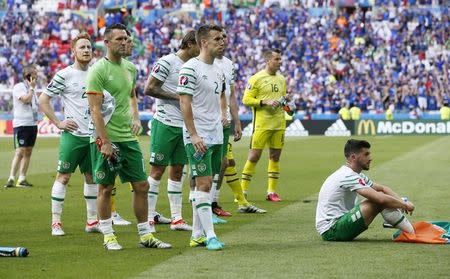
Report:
178,25,227,250
211,29,266,217
315,139,415,241
144,30,199,232
4,66,39,188
39,33,100,236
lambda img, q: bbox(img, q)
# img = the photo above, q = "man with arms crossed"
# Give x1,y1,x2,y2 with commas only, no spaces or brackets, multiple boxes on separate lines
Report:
241,49,287,202
315,139,415,241
4,66,39,188
144,30,199,232
39,33,100,236
87,23,170,250
178,24,226,250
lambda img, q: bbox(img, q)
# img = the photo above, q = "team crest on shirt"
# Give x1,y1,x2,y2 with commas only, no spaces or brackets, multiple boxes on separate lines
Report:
358,178,366,186
197,163,207,173
152,64,160,73
179,76,189,86
96,171,106,180
155,153,164,161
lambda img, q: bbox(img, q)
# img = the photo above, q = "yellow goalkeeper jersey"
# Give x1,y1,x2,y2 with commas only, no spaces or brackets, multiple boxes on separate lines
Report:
243,70,286,131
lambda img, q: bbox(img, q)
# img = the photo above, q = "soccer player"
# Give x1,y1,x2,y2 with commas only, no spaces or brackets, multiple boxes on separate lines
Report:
4,66,39,188
213,29,266,215
178,24,226,250
144,30,200,231
315,139,415,241
39,33,100,236
240,48,287,202
86,23,170,250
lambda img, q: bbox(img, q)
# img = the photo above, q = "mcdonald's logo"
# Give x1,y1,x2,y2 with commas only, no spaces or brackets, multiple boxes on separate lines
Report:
357,120,376,135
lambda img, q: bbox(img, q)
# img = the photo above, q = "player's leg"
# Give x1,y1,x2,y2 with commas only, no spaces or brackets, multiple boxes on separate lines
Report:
211,127,232,217
90,142,121,250
189,172,206,247
110,185,132,226
16,126,37,187
83,172,100,233
50,132,85,235
119,141,171,249
321,203,371,241
186,143,224,250
241,129,268,198
266,130,284,202
168,163,192,230
5,128,22,187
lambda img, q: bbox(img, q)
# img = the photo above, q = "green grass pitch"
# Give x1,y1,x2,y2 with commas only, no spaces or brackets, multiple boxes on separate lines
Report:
1,136,449,278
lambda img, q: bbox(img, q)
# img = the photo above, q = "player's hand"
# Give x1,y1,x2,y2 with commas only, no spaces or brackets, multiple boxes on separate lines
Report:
100,140,114,160
403,201,415,215
263,99,280,108
29,76,37,90
57,119,79,132
233,122,242,142
131,118,141,135
221,114,230,127
191,134,207,154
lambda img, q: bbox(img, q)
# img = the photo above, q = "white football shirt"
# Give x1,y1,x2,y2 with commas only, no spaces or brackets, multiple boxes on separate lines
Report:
177,57,224,145
151,53,184,127
214,56,235,122
44,66,90,136
315,165,373,235
12,82,38,128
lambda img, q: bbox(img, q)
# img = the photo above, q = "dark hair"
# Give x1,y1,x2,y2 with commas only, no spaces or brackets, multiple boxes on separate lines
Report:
180,30,197,50
195,24,223,47
22,65,36,80
263,48,282,59
344,139,371,158
71,32,91,49
104,23,128,40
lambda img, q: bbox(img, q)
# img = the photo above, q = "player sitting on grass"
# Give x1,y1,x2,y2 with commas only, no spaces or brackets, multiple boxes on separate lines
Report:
315,139,415,241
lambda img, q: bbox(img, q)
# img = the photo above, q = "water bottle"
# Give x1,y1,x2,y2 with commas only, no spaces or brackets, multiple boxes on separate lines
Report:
0,247,29,257
193,144,211,160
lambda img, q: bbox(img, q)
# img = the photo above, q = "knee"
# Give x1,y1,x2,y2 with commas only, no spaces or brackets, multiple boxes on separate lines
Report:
56,173,71,185
227,159,236,167
132,181,149,194
98,186,113,197
169,166,184,181
248,153,261,163
84,173,94,184
150,165,165,180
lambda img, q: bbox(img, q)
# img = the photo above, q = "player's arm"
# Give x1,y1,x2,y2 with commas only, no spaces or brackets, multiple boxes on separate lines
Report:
39,93,78,132
17,77,36,104
243,76,279,108
220,83,229,127
180,94,206,154
129,87,141,135
144,75,179,100
356,187,414,214
229,84,242,141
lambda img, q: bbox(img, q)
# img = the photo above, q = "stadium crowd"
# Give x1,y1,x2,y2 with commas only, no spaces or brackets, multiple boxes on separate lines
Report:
0,0,448,116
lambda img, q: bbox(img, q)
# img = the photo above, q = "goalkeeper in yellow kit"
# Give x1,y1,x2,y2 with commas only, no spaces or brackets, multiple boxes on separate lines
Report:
241,48,288,202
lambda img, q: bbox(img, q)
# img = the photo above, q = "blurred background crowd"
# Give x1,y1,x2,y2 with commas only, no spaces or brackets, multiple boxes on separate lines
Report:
0,0,448,118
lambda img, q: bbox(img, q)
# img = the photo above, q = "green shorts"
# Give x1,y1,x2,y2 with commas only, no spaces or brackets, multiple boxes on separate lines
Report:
90,140,147,185
185,143,222,177
57,132,91,174
222,127,230,158
321,204,368,241
149,119,187,166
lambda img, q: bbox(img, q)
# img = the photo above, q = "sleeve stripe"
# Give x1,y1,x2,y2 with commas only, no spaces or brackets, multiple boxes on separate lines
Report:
181,67,196,73
179,86,194,90
180,73,197,80
156,67,169,75
46,88,60,94
159,59,170,67
55,73,65,80
157,63,170,73
52,79,66,88
86,91,103,95
178,92,193,95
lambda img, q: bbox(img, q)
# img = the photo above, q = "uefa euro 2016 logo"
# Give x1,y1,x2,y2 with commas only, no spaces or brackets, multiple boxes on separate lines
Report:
179,76,189,86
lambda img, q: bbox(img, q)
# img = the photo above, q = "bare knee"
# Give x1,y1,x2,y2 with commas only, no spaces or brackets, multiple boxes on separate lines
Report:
168,165,184,181
248,149,262,163
359,200,383,226
227,159,236,167
84,173,94,184
98,185,113,197
56,172,71,185
150,165,166,180
131,181,149,195
269,149,281,161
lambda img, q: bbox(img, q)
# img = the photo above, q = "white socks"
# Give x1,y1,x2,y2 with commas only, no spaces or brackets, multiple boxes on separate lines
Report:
147,176,160,221
51,181,66,224
167,179,183,221
382,208,414,234
84,183,98,223
137,222,153,236
99,218,114,235
193,190,216,239
210,174,219,202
